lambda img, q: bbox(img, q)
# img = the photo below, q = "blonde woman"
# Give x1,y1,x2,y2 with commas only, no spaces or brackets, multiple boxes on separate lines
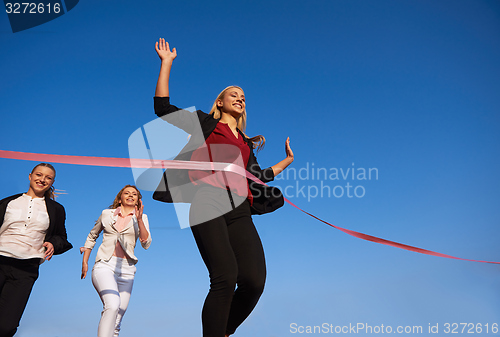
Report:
0,163,72,337
153,38,293,337
81,185,151,337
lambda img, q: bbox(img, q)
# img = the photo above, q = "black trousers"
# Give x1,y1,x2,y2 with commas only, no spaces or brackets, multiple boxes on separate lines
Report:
0,255,40,337
190,187,266,337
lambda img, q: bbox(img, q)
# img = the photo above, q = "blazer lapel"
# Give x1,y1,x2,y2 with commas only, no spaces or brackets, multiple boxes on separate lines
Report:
108,211,119,232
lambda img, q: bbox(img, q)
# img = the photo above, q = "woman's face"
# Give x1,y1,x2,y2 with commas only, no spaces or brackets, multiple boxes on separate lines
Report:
217,87,245,117
28,166,55,197
120,187,140,208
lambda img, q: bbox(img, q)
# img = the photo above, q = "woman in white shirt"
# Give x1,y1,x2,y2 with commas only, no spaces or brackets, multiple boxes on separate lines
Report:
0,162,72,337
81,185,152,337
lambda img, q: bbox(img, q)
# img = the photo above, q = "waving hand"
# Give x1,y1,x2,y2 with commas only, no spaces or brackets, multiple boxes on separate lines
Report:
155,38,177,63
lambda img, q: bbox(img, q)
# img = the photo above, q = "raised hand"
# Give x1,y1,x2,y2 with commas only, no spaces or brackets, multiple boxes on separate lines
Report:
270,137,294,177
135,200,150,243
155,38,177,63
285,137,294,160
135,199,144,221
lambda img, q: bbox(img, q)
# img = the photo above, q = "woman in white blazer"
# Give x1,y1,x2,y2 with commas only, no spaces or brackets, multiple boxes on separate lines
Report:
80,185,151,337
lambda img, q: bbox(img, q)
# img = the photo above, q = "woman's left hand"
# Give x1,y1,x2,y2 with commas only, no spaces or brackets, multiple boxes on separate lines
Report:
43,242,54,261
270,137,294,176
285,137,294,161
136,200,150,243
135,200,144,221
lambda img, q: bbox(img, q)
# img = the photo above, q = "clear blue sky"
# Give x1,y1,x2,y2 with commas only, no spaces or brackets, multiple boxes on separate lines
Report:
1,1,500,336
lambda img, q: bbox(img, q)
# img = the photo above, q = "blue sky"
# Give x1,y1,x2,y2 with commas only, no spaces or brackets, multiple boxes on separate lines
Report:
1,0,500,336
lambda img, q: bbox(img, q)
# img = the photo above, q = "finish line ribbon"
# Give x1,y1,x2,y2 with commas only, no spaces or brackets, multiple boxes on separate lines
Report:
1,149,498,264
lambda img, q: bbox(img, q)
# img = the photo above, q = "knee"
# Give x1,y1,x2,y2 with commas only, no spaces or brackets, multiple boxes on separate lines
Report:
102,297,121,314
210,270,238,294
104,302,120,314
239,273,266,296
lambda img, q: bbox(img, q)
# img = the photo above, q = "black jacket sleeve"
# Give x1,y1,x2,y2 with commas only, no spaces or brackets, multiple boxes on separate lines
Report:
45,199,73,255
246,141,284,215
154,96,208,135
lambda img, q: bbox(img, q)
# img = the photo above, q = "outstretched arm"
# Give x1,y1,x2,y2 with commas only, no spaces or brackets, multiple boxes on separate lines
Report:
155,38,177,97
271,137,294,176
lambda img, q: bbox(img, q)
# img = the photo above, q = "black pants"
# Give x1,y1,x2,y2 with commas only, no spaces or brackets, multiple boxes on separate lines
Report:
190,187,266,337
0,256,40,337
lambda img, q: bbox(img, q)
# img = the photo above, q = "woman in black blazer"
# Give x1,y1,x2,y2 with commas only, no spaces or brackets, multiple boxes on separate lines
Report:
153,38,293,337
0,163,72,337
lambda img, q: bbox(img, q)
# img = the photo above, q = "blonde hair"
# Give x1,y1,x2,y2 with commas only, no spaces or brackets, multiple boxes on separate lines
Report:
109,185,142,209
31,163,56,200
209,86,265,151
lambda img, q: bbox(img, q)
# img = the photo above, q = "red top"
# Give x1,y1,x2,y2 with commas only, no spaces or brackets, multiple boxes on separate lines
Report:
189,122,252,204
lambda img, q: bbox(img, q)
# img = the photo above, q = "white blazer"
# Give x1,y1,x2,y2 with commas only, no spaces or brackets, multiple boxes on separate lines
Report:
83,209,152,264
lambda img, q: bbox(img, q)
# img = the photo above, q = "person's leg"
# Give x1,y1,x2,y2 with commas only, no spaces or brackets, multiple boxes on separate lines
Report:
191,215,239,337
189,187,243,337
0,257,39,337
190,191,240,337
225,201,266,336
92,260,121,337
113,259,136,337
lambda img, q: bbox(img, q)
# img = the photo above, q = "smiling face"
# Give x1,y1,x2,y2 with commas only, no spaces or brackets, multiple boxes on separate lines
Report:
217,87,246,118
119,186,140,208
28,166,55,198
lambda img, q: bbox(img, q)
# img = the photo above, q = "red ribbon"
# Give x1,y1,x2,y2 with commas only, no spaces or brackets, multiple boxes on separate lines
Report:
1,149,498,264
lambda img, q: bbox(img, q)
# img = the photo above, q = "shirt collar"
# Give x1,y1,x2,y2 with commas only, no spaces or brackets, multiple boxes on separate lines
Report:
22,193,45,201
114,206,135,217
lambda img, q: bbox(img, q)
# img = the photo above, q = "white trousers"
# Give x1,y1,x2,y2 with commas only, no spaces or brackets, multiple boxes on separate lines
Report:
92,256,136,337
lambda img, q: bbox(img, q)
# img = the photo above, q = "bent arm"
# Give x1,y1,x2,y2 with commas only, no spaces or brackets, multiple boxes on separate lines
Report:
46,204,72,255
138,214,152,250
80,214,104,278
82,214,104,250
135,202,151,248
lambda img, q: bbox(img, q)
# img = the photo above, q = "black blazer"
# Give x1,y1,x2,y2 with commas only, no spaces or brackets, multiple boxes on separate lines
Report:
0,194,73,255
152,97,284,215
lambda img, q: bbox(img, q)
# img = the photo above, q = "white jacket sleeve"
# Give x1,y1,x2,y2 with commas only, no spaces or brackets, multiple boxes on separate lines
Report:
82,213,104,250
139,214,152,250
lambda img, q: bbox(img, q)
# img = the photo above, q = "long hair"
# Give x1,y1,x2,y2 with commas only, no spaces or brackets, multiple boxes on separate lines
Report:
209,86,266,152
109,185,142,209
31,163,56,200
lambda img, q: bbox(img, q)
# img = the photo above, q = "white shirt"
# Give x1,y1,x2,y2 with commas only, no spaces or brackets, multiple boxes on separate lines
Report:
0,194,50,260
